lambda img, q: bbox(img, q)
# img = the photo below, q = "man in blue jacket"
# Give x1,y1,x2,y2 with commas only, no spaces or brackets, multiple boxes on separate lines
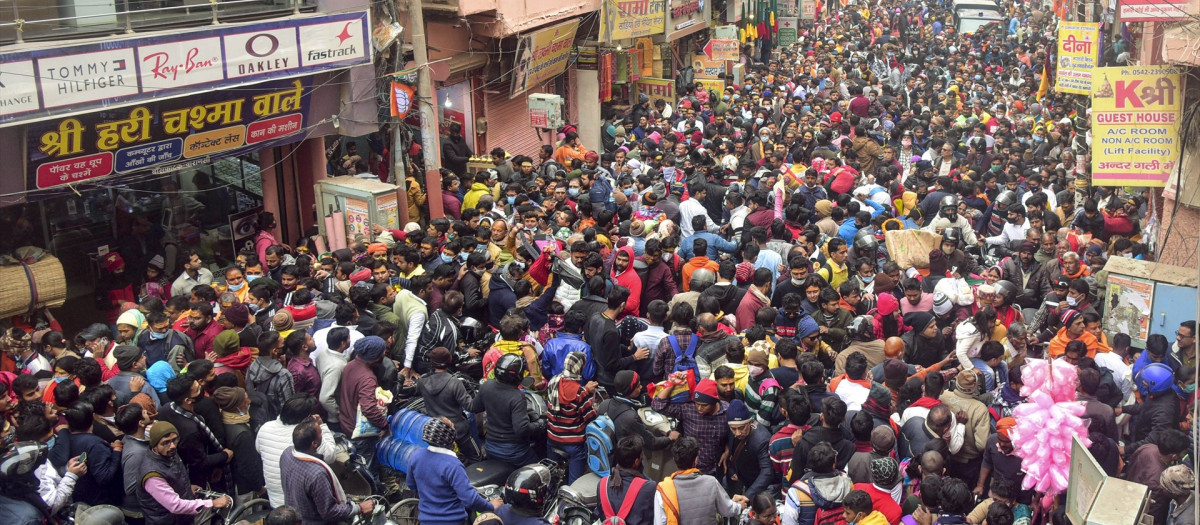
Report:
407,419,502,525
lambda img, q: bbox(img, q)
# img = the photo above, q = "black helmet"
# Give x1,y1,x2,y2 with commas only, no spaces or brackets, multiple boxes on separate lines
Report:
0,442,47,478
939,195,959,211
853,229,879,254
994,280,1018,303
942,227,964,249
503,463,554,513
494,353,526,386
995,190,1018,210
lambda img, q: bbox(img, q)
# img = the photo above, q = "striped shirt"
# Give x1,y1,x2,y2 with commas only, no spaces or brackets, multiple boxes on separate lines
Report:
546,378,598,444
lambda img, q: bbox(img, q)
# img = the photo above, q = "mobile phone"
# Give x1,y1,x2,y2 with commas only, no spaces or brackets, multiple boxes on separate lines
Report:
78,452,87,464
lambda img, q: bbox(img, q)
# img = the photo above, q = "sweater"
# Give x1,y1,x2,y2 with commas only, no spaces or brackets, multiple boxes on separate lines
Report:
468,379,531,443
255,420,339,508
337,358,387,435
279,447,357,525
406,447,493,525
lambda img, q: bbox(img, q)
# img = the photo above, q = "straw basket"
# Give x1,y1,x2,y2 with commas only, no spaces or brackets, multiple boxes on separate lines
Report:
0,255,67,318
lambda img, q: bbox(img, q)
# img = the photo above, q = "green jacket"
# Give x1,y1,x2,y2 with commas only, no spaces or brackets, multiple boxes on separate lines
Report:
815,308,855,352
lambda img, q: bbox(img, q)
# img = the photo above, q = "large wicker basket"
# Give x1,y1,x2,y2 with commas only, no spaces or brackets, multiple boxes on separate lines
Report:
0,253,67,318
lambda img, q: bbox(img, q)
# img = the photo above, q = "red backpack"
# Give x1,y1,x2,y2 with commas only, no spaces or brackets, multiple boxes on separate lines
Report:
599,477,648,525
815,505,848,525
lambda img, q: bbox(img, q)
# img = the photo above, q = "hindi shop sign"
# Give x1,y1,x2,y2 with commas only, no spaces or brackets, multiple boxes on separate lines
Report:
511,20,580,98
1118,0,1187,22
636,77,675,108
1090,66,1183,187
600,0,667,41
27,78,310,192
704,39,740,61
1055,22,1101,95
0,11,369,128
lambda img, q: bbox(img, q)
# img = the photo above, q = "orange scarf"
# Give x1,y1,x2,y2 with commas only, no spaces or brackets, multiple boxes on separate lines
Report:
657,468,701,525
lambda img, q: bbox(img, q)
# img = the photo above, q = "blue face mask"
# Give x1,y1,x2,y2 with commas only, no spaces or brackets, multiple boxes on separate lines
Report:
45,436,55,449
507,196,516,205
247,303,261,313
861,275,874,283
149,331,168,340
246,274,261,282
624,188,635,197
54,376,68,384
803,106,812,113
568,188,580,197
227,282,245,291
440,253,454,263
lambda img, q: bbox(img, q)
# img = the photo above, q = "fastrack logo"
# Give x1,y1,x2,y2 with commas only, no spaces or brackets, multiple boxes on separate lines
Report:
142,47,220,81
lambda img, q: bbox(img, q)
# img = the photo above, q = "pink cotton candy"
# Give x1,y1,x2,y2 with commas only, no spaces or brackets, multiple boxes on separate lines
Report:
1009,358,1090,501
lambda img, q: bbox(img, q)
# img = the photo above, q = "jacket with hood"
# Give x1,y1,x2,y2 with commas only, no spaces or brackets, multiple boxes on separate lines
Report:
634,256,678,316
782,471,854,525
610,246,642,318
416,370,473,438
461,182,490,213
487,271,518,328
245,357,295,426
791,425,856,480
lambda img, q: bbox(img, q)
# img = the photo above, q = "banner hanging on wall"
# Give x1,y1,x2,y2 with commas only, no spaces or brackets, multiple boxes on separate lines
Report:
1090,65,1182,187
511,20,580,98
1055,22,1101,95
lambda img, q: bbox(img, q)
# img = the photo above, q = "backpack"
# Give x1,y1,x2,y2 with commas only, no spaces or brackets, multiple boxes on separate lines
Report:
815,505,849,525
586,414,618,477
667,335,700,402
598,476,647,525
245,378,274,433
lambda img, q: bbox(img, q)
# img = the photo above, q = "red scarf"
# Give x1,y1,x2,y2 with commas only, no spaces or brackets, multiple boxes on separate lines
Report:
909,396,941,410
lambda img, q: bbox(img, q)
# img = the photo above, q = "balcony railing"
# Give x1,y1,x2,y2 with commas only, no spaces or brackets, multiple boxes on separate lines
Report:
1,0,316,46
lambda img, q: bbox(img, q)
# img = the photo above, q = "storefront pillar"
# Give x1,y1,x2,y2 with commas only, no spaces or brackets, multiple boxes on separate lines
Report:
296,137,326,234
577,69,602,153
259,147,285,245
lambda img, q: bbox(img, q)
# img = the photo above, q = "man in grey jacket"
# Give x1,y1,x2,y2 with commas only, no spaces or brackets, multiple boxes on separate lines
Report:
416,347,481,462
653,437,748,524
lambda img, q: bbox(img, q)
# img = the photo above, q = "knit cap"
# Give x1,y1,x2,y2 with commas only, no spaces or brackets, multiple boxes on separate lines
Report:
148,421,178,448
693,378,719,404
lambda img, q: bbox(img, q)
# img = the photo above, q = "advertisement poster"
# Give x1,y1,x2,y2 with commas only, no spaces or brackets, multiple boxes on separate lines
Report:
1104,274,1155,346
600,0,666,41
704,39,740,61
636,77,675,107
691,56,725,78
1090,65,1182,187
0,11,369,128
377,193,400,230
696,79,725,94
778,18,800,46
800,0,816,20
1118,0,1187,21
511,20,579,97
343,197,370,239
1056,22,1101,95
228,207,264,254
28,78,309,194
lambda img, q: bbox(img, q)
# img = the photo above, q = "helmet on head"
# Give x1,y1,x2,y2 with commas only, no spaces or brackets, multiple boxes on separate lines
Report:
1136,362,1174,396
494,353,526,386
503,463,554,513
0,442,48,478
940,195,960,213
850,315,876,341
995,190,1018,210
994,280,1018,303
942,227,964,249
854,229,879,255
689,268,716,292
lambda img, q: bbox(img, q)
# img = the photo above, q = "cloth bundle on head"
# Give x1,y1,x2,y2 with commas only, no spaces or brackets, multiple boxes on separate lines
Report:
423,418,456,449
148,421,178,448
726,399,753,424
114,345,143,371
996,417,1017,439
212,330,241,357
796,315,820,339
212,386,246,412
354,335,387,361
349,268,372,284
693,378,720,404
932,292,953,316
223,303,249,327
272,311,295,333
368,243,388,256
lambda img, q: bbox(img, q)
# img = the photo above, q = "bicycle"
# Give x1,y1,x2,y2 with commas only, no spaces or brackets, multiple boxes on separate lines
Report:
194,489,273,525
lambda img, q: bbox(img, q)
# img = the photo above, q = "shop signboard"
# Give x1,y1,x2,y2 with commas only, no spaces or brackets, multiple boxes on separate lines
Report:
0,11,369,128
696,78,725,94
1117,0,1187,21
600,0,667,41
666,0,709,37
511,20,580,97
800,0,816,19
636,77,675,107
692,56,725,78
778,18,800,46
1090,65,1182,187
1055,22,1101,95
27,78,311,194
703,39,740,61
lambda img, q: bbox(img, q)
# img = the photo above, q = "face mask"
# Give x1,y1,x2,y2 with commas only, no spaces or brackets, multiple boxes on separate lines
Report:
54,376,68,384
507,196,516,205
902,139,912,146
440,253,454,263
1066,296,1078,306
1034,136,1044,142
624,188,634,197
246,274,261,283
791,277,805,286
748,365,765,377
1184,383,1197,393
150,331,168,340
227,282,245,291
662,253,674,262
45,436,55,449
1122,253,1133,258
568,188,580,197
247,303,261,313
991,165,1002,172
860,275,874,283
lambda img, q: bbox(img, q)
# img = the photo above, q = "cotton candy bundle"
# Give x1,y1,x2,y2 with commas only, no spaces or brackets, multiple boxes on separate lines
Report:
1009,359,1091,505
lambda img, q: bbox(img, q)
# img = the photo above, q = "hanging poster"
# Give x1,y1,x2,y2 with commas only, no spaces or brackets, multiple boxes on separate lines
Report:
778,17,799,46
1056,22,1101,95
511,20,580,97
377,193,400,231
600,0,667,41
636,77,675,107
1118,0,1187,21
691,55,725,78
1103,274,1154,346
1090,65,1182,187
228,206,263,254
800,0,816,19
344,197,370,239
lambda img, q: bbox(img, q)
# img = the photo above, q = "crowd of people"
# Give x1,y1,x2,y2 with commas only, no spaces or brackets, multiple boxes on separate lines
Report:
0,0,1195,523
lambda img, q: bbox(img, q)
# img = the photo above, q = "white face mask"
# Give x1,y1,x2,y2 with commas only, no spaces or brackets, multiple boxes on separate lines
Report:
1066,296,1078,306
748,365,765,377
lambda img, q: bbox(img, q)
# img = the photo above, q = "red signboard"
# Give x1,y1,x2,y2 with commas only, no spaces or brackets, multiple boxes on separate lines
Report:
36,152,114,189
247,114,305,145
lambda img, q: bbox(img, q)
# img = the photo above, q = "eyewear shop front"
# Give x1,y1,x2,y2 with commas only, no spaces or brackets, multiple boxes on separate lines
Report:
0,11,373,323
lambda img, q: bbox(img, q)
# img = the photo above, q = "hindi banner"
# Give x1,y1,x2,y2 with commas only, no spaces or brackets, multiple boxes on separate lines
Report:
600,0,667,41
636,77,675,108
1090,66,1183,187
512,20,580,97
1118,0,1187,22
1056,22,1101,95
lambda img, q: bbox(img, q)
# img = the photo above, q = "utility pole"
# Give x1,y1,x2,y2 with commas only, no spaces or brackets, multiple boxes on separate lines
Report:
409,0,445,220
